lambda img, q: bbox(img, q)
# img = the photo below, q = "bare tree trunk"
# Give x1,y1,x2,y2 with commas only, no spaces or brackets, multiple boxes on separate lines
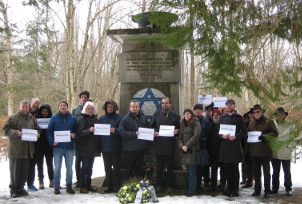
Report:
0,1,13,116
190,52,195,107
64,0,76,107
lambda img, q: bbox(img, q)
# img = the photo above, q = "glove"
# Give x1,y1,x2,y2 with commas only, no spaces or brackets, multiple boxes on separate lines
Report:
258,135,265,142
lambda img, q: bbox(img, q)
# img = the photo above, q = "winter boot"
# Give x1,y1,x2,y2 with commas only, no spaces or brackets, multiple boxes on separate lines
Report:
39,179,45,189
66,184,75,194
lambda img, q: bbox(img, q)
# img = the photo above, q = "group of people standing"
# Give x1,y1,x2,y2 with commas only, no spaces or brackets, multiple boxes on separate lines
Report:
2,92,297,200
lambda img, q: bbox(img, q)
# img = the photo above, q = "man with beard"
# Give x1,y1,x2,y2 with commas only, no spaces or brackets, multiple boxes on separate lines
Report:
193,104,210,190
248,104,278,198
219,99,247,197
150,97,180,194
118,100,149,179
27,97,41,191
208,108,224,191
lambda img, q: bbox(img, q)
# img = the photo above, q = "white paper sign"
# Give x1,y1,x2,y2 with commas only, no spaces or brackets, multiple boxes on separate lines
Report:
54,131,71,142
198,95,212,105
22,129,38,142
219,124,236,136
37,118,51,129
213,97,228,108
159,125,175,137
94,124,110,136
138,128,154,141
247,131,262,143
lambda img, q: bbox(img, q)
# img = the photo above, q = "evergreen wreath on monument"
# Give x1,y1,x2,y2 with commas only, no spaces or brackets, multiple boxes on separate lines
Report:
116,178,159,204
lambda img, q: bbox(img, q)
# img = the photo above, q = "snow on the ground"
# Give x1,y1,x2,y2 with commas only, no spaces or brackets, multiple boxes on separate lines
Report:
0,156,301,204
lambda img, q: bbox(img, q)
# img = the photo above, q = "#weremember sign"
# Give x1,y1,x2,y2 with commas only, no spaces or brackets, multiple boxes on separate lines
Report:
197,95,212,105
159,125,175,137
138,128,154,141
219,124,236,136
21,129,38,142
247,131,262,143
37,118,51,129
54,131,71,142
94,124,111,136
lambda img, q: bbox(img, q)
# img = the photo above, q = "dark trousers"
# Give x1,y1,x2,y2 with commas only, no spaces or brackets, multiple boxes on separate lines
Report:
241,161,246,182
197,165,210,187
186,165,197,194
79,156,95,188
245,159,253,186
10,159,30,193
102,152,121,189
37,152,54,181
210,165,219,188
75,155,82,183
223,163,239,193
27,156,38,185
124,150,145,179
251,156,271,193
271,159,292,191
219,163,226,185
156,155,174,188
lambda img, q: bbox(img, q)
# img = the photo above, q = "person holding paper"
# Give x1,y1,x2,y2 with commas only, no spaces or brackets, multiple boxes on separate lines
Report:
193,104,210,190
47,101,77,195
219,99,247,197
99,100,123,193
150,97,180,194
248,104,278,198
77,101,99,194
207,108,224,192
36,104,54,189
26,97,41,191
271,107,296,196
2,100,40,198
178,109,201,197
118,100,149,179
72,90,90,188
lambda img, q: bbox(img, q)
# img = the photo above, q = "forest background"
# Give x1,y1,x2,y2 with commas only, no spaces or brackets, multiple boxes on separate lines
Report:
0,0,301,139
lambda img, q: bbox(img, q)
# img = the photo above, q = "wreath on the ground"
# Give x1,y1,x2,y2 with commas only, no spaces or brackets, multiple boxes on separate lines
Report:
117,179,155,204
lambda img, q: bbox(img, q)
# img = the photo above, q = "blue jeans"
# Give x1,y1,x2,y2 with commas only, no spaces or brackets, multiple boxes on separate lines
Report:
186,165,197,194
53,147,74,189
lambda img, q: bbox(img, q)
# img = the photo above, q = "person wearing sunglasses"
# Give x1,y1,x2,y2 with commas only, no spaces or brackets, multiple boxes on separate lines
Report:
247,104,278,198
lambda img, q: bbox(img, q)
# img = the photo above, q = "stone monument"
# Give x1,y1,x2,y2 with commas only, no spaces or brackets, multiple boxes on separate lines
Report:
107,18,186,187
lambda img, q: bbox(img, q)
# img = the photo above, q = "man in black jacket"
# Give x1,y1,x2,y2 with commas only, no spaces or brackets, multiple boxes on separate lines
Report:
118,100,149,179
219,99,247,197
150,97,180,194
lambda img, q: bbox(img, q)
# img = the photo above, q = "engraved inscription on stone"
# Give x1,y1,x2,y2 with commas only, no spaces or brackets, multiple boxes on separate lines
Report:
119,52,180,82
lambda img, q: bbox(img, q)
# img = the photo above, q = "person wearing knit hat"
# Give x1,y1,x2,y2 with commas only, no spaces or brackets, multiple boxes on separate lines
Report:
219,99,247,197
193,104,210,189
208,107,225,192
178,108,201,196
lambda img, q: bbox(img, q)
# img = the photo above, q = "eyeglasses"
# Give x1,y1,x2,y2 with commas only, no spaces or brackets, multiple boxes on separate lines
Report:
161,102,169,104
253,111,261,114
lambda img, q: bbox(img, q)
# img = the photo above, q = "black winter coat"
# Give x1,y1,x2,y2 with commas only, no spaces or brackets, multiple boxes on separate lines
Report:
118,111,149,152
150,110,180,156
77,114,100,157
36,104,53,156
208,122,221,166
218,112,247,164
